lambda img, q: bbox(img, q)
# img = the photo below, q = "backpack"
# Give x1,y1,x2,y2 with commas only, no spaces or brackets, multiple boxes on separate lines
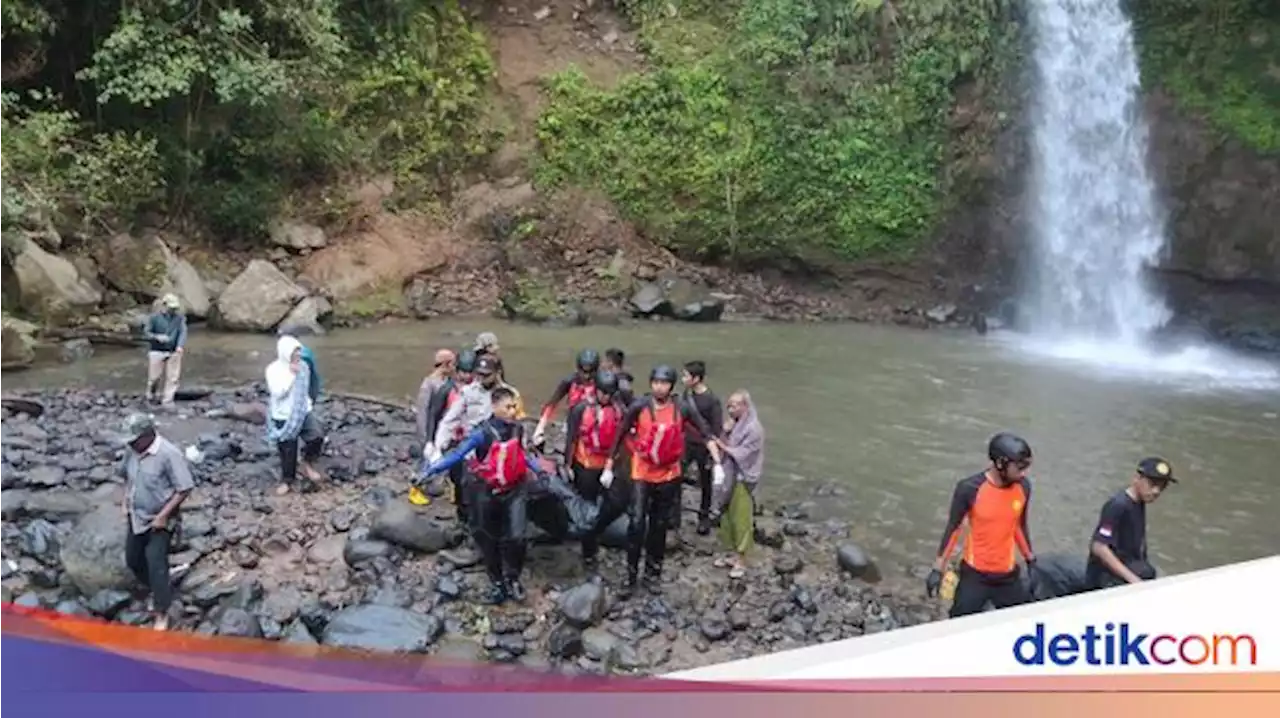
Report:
470,425,528,491
634,400,684,467
579,404,620,456
567,380,593,410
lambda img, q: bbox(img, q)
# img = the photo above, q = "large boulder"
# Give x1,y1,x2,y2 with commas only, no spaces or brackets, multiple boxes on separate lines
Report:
96,233,211,318
321,604,443,653
59,504,136,596
213,260,307,332
369,502,458,554
628,269,725,322
278,296,332,336
1,315,38,369
10,238,102,321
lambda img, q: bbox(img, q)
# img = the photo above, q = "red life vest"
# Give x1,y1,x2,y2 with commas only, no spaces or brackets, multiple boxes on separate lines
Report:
567,380,594,410
579,404,620,457
469,425,528,491
633,400,684,468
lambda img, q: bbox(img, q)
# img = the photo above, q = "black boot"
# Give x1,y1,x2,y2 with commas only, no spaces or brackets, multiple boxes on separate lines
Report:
620,567,639,599
696,515,711,536
504,578,527,603
582,554,599,579
643,565,663,595
481,580,507,605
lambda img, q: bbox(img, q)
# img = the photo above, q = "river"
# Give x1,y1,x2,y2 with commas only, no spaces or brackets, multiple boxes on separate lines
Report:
6,319,1279,581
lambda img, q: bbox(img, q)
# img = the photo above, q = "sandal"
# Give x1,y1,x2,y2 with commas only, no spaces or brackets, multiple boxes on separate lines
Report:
713,557,732,569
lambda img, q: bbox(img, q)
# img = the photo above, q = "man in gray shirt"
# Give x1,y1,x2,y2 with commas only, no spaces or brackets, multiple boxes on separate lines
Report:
145,294,188,406
118,413,195,630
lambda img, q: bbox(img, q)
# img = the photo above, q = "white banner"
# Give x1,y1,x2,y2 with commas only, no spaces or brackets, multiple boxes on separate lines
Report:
667,555,1280,680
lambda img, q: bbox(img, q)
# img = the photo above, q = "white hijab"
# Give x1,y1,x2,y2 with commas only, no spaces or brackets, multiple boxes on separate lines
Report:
266,336,306,419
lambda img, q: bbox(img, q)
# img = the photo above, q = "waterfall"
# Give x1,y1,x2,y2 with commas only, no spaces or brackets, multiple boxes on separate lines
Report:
1023,0,1170,341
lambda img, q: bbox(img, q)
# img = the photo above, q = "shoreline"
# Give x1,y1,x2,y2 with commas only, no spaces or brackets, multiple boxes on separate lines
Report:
1,387,943,674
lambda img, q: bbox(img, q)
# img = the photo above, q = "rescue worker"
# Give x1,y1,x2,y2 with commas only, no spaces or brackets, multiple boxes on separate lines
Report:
1085,457,1176,590
430,354,503,523
926,432,1039,617
419,387,549,604
533,349,601,446
563,370,626,575
602,365,716,596
602,347,635,405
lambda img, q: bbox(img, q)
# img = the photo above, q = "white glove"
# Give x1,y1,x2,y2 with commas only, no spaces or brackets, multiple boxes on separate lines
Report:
532,419,547,447
423,443,442,465
599,467,614,489
712,464,726,487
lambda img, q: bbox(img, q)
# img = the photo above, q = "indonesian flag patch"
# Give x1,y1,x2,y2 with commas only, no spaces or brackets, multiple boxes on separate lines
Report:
1098,525,1113,538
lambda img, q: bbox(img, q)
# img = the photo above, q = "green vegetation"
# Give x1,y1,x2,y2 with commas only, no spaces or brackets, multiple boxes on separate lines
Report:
536,0,1022,265
1,0,498,241
1132,0,1280,153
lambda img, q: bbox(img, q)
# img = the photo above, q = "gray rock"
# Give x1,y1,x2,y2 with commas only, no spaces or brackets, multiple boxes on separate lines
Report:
216,607,263,638
87,589,133,619
581,627,618,661
557,581,607,628
59,505,136,595
698,610,732,641
283,619,319,645
343,537,394,566
2,490,92,520
321,604,443,653
25,465,67,488
370,502,456,554
213,260,308,332
547,623,584,659
836,543,876,580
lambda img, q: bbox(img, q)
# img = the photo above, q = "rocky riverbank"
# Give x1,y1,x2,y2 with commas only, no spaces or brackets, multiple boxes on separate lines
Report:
1,387,944,674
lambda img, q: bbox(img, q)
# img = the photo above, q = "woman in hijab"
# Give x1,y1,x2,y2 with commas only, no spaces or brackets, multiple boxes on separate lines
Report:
709,390,765,578
266,336,325,493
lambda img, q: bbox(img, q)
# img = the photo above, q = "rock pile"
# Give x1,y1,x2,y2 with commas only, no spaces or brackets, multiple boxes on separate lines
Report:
1,387,941,675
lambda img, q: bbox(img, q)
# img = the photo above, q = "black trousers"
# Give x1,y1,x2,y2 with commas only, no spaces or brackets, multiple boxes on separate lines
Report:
949,562,1032,618
125,526,173,612
627,479,681,578
683,444,715,525
579,460,631,563
274,414,324,484
467,480,528,583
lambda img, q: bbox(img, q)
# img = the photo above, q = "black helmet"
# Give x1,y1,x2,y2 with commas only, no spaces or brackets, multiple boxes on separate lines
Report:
576,349,600,372
595,370,619,395
988,432,1032,467
650,364,678,383
457,349,478,373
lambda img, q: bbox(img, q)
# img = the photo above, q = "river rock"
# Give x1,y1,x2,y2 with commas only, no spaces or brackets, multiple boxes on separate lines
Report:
698,610,732,641
10,239,103,321
59,338,95,363
283,619,319,645
1,315,38,369
836,544,875,580
557,581,607,628
214,260,307,332
546,623,584,658
59,504,136,596
370,502,456,554
2,489,92,521
87,588,133,619
216,607,263,638
343,535,394,566
321,604,443,653
26,465,67,488
279,296,333,336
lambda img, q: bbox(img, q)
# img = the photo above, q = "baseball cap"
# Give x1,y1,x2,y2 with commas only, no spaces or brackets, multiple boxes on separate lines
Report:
162,293,182,309
474,355,499,376
121,413,156,443
1137,457,1176,483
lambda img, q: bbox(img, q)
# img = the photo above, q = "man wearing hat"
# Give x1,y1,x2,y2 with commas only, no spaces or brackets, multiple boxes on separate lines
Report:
474,332,507,382
145,293,188,406
1085,457,1177,590
117,413,195,630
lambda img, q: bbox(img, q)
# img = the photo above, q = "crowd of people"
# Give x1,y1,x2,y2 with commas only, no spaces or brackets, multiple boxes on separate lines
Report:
115,300,1175,630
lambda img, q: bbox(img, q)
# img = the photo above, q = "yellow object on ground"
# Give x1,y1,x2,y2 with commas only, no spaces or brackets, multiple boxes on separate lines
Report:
408,486,431,506
940,569,959,602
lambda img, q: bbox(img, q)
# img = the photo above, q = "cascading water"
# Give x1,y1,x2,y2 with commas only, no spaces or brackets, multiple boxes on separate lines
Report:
1023,0,1170,340
1015,0,1279,388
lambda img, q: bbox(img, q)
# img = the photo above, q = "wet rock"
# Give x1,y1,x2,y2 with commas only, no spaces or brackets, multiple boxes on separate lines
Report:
774,555,803,575
59,339,95,364
283,619,319,645
321,604,443,653
558,581,607,628
280,296,333,337
181,565,245,608
547,623,584,659
926,303,958,324
836,544,875,580
1,316,38,369
216,607,263,638
328,507,357,533
369,502,456,554
343,529,394,566
698,610,732,641
581,628,618,661
369,584,414,608
435,576,462,600
55,599,92,617
22,518,62,563
59,505,135,595
87,589,133,619
753,520,785,549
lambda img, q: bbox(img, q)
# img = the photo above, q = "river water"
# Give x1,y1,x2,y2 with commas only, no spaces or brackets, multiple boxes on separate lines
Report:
6,320,1279,580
